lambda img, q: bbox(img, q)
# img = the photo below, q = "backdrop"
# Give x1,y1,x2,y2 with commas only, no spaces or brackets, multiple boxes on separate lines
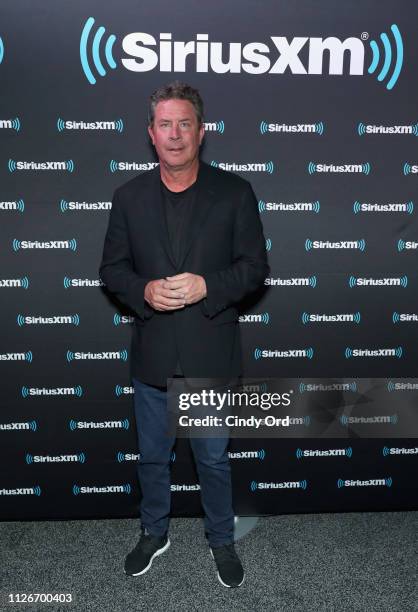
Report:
1,0,417,520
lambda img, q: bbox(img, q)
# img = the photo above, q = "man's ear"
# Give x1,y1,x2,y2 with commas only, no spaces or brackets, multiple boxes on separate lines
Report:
199,123,205,145
148,125,154,145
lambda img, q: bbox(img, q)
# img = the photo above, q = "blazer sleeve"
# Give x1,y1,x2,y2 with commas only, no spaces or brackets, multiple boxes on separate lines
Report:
201,181,270,318
99,187,152,320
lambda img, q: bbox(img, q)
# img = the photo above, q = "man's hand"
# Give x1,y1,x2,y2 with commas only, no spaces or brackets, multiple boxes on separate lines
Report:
144,274,207,311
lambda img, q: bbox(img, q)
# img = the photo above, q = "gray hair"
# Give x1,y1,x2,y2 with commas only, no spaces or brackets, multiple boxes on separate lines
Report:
148,81,204,127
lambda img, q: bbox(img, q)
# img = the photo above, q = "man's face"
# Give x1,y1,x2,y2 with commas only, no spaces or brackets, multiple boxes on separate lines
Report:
148,99,204,171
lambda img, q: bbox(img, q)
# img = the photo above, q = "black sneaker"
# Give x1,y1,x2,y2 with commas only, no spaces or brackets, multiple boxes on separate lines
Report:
124,529,170,576
210,543,245,588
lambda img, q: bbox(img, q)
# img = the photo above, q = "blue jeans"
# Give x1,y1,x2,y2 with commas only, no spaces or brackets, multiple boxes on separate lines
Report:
132,377,234,547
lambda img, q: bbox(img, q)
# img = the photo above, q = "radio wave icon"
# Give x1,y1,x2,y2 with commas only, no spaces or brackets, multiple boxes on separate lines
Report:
250,481,258,492
303,416,310,426
123,484,131,494
362,163,371,175
261,313,269,325
75,385,83,398
8,159,16,172
259,121,268,135
315,122,324,135
265,238,272,251
392,312,400,324
309,276,317,288
300,479,307,490
26,453,33,464
210,160,219,168
33,485,41,496
72,314,80,326
403,162,412,175
115,118,124,133
346,447,353,458
80,17,117,85
407,201,414,214
305,347,314,360
69,238,77,251
387,380,395,391
63,276,71,289
345,347,352,359
0,36,4,64
385,477,393,487
265,161,274,174
57,118,65,132
30,420,37,431
12,238,21,251
400,275,408,288
390,414,398,424
11,117,21,132
305,239,313,251
60,199,69,212
21,276,29,289
66,160,74,173
349,275,357,288
397,239,405,252
313,201,320,213
109,159,118,173
260,382,267,393
67,350,74,362
337,478,344,488
115,384,123,397
72,484,80,496
21,386,29,398
307,161,316,175
349,382,357,392
120,349,128,362
216,121,225,134
368,24,403,90
412,123,418,137
258,449,266,460
17,314,25,327
25,351,33,363
113,314,121,326
16,199,24,212
117,451,125,463
254,348,262,360
353,201,361,214
301,312,310,325
122,418,129,430
299,383,306,394
358,239,366,251
354,312,361,324
296,447,303,459
171,451,176,462
382,446,390,456
357,122,366,136
78,452,86,464
69,419,77,431
395,346,403,358
258,200,266,213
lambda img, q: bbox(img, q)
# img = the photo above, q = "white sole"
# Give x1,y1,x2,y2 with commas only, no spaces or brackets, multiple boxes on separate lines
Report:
128,538,171,576
209,548,245,588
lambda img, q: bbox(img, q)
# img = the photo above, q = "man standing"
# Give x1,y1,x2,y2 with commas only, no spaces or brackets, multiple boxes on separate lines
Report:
99,81,269,587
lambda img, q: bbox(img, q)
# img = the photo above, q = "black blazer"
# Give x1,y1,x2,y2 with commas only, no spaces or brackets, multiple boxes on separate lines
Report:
99,161,269,386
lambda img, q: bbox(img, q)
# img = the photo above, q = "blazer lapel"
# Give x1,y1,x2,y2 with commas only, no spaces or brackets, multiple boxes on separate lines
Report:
147,167,178,269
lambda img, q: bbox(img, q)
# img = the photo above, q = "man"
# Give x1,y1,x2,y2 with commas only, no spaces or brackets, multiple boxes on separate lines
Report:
99,81,269,588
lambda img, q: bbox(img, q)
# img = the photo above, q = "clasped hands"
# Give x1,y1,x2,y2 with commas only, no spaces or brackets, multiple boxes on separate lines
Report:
144,273,207,312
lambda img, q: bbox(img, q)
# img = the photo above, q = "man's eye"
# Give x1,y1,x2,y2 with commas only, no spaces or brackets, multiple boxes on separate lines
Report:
180,122,190,128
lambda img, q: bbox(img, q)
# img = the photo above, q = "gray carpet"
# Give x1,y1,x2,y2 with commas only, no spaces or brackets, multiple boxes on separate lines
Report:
1,512,417,612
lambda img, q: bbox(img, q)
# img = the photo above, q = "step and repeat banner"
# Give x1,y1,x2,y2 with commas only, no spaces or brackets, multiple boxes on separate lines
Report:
1,1,417,519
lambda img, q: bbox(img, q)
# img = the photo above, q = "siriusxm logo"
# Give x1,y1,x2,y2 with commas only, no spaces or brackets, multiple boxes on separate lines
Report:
0,277,29,288
228,449,266,460
115,385,134,397
22,386,82,398
254,347,314,359
17,314,80,326
250,480,307,491
397,239,418,251
265,276,317,287
73,484,131,495
26,453,85,464
57,118,124,132
69,419,129,430
239,313,270,324
337,478,392,488
64,277,103,288
260,121,324,135
113,314,135,325
0,117,21,131
171,484,201,491
109,160,158,172
299,382,357,393
8,159,74,172
358,122,418,136
403,162,418,175
203,121,225,133
349,275,408,287
60,200,112,212
211,160,274,173
66,350,128,361
0,199,25,212
387,381,418,391
0,420,37,431
382,446,418,455
296,447,352,458
258,200,320,213
0,351,33,362
345,347,403,358
308,162,371,174
12,239,77,251
340,414,398,425
0,486,41,496
305,239,365,251
392,312,418,323
353,200,414,214
117,452,140,462
80,18,403,90
301,312,360,324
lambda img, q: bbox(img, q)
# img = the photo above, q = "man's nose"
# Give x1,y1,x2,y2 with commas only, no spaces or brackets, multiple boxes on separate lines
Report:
169,124,181,139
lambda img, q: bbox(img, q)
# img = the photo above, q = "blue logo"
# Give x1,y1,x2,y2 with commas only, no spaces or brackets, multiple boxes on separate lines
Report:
368,24,403,90
80,17,117,85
